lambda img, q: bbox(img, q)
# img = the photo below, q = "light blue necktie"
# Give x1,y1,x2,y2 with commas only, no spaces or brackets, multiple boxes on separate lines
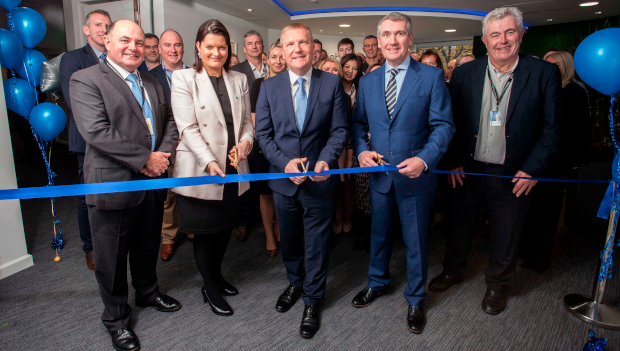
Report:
99,53,107,62
295,77,307,132
126,73,156,151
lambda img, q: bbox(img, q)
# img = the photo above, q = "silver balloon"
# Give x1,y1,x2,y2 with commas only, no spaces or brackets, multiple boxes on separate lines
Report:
40,52,64,93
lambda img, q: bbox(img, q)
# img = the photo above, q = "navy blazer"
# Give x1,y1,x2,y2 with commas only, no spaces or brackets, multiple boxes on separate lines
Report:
231,60,257,92
352,59,455,196
444,55,562,180
60,44,100,153
255,68,349,197
144,65,171,103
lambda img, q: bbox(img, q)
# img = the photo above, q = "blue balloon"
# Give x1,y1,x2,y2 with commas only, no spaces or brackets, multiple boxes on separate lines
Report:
14,49,46,87
574,28,620,96
3,78,36,118
0,28,23,69
29,103,66,142
11,7,46,49
0,0,21,11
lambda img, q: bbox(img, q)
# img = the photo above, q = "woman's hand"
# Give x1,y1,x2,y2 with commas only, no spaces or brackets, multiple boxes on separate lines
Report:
228,140,252,166
206,161,225,178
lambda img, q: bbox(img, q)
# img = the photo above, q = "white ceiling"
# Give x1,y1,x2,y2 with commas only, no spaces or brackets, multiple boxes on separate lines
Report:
193,0,619,42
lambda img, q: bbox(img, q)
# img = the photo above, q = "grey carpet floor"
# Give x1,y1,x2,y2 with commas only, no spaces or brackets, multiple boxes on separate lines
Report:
1,147,619,350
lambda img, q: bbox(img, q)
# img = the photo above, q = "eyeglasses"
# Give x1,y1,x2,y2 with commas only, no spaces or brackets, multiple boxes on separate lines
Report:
447,66,455,70
145,45,159,51
363,43,378,48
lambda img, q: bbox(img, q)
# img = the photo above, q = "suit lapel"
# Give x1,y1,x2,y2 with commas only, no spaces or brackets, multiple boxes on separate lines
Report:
301,68,321,133
506,56,530,122
100,63,148,130
194,69,226,126
374,68,389,121
471,59,487,134
391,60,420,123
222,70,239,141
280,71,298,134
83,44,99,67
244,61,255,86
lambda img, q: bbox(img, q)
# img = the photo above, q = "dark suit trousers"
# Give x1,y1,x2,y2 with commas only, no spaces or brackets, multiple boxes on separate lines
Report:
443,162,532,292
272,183,338,305
77,153,92,253
89,190,163,332
368,184,434,306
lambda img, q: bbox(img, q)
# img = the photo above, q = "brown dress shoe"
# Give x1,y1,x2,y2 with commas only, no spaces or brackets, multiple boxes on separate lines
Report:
236,226,248,242
85,251,95,271
160,244,175,261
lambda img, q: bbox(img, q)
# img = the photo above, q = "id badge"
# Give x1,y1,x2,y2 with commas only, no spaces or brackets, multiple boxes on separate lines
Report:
489,110,502,127
145,118,154,135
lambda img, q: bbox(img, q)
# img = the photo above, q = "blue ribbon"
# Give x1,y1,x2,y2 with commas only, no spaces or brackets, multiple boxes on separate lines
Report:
0,165,612,201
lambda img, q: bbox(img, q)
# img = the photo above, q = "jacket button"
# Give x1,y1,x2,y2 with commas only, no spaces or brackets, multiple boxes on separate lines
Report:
470,154,474,157
474,134,478,138
390,130,394,134
390,152,394,156
203,123,207,127
221,142,225,145
200,105,205,109
206,142,209,145
300,136,304,141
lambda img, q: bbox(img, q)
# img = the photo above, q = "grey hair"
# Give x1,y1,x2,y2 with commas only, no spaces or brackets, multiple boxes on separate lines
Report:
377,12,412,38
482,7,524,37
85,9,110,26
243,30,263,45
160,29,183,42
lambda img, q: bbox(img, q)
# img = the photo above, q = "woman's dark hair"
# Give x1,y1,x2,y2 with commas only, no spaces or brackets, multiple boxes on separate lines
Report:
367,63,383,74
340,53,363,92
419,49,444,70
194,19,231,73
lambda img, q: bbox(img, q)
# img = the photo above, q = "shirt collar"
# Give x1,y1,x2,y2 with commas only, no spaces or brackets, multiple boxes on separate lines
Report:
248,60,264,73
289,67,313,86
488,56,519,77
162,60,187,73
384,54,411,75
107,58,135,80
89,43,105,59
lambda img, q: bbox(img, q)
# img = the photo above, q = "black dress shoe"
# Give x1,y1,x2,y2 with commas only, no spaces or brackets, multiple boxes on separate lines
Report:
110,327,140,351
217,279,239,296
428,271,463,292
299,304,320,339
135,294,182,312
276,285,303,313
406,305,426,334
481,288,506,315
202,286,233,316
351,287,385,308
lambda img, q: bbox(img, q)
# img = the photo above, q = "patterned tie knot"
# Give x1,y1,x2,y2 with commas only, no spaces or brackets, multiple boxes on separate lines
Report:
100,53,107,61
296,77,305,87
126,73,138,84
390,68,399,78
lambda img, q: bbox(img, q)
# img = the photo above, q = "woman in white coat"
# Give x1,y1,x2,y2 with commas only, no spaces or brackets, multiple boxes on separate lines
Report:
170,19,253,317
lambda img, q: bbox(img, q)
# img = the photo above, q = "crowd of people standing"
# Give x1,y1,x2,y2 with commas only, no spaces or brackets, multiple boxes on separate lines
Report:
59,5,592,350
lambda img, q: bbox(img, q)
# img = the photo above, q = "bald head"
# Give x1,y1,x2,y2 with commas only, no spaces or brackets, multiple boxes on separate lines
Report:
104,20,145,72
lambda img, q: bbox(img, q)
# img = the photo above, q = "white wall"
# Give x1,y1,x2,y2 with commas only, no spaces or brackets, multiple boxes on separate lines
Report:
164,0,268,66
0,77,33,279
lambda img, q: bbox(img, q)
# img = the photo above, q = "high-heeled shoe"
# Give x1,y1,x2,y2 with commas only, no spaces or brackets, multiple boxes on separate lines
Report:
216,278,239,296
266,248,278,257
201,286,233,316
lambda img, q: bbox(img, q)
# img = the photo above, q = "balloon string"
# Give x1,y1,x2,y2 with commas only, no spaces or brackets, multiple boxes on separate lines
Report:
5,12,15,32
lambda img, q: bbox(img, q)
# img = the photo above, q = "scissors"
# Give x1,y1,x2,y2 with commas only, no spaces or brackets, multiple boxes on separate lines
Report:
299,158,314,181
373,151,390,175
232,146,244,175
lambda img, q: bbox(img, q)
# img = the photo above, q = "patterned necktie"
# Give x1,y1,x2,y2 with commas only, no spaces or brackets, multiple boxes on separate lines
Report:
126,73,156,151
385,68,399,119
99,53,107,62
295,77,307,132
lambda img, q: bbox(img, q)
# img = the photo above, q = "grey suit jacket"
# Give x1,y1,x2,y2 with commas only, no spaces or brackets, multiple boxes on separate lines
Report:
70,61,179,210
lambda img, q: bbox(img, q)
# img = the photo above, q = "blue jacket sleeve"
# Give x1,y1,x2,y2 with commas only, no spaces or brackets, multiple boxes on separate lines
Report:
351,78,370,158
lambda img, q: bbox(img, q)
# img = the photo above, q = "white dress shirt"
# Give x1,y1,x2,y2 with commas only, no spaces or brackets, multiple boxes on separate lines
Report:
288,67,313,113
249,61,266,79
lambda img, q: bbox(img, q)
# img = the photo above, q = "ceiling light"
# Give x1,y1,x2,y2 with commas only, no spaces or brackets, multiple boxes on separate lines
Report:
579,2,599,6
547,18,553,21
319,29,323,32
445,29,457,32
339,24,350,27
595,11,602,14
247,8,252,11
340,32,343,34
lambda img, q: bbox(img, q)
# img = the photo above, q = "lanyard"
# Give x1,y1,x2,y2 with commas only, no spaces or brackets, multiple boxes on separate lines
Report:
106,59,146,110
487,66,514,110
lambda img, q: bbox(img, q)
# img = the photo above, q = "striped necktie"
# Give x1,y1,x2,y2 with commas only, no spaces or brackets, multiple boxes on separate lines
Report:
385,68,399,119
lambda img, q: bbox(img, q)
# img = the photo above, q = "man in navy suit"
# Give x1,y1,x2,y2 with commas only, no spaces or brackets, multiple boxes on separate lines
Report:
59,9,112,271
350,12,454,334
255,23,348,339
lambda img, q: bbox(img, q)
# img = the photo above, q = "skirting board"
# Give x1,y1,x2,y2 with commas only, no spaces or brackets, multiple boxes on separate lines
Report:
0,254,33,280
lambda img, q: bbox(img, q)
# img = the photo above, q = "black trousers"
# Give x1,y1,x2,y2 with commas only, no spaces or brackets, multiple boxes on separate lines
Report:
272,184,338,305
443,162,533,292
89,190,164,332
77,153,92,253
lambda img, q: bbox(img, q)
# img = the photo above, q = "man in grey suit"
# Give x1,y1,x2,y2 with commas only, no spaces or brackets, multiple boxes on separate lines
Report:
70,20,181,351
